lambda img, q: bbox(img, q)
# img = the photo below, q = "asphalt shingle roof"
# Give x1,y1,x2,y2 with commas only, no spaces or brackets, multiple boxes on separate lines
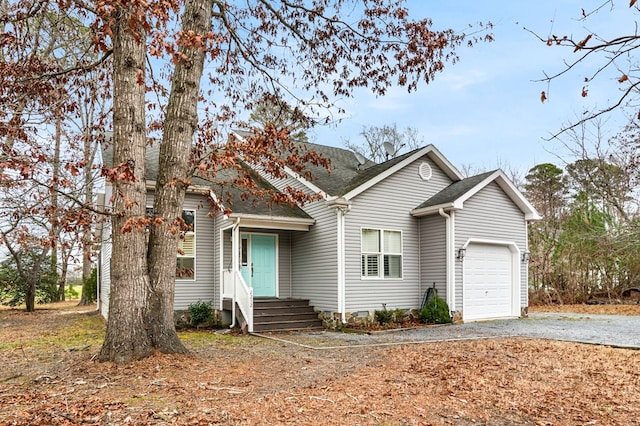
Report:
287,142,375,196
340,147,423,195
102,144,311,219
414,170,496,210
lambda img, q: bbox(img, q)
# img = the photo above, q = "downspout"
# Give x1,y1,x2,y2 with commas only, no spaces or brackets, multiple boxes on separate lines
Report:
96,249,101,313
336,207,346,324
523,220,530,311
231,218,241,328
438,208,455,311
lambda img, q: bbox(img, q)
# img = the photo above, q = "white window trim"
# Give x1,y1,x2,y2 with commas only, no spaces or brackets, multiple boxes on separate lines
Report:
176,209,196,281
147,206,197,281
360,227,404,280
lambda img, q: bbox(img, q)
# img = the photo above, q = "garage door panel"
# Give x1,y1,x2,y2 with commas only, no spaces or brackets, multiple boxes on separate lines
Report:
464,243,514,321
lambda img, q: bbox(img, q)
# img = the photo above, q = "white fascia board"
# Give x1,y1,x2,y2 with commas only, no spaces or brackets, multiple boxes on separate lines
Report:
411,170,542,220
493,174,542,221
281,165,329,199
427,145,465,181
342,145,464,201
208,190,229,219
228,213,315,231
230,130,329,200
411,202,458,217
453,172,499,205
455,170,542,221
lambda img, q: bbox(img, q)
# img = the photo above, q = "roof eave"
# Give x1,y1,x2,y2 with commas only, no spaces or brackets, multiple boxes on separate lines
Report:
228,212,315,231
450,171,541,220
343,145,464,201
491,173,542,220
230,130,330,199
411,202,458,217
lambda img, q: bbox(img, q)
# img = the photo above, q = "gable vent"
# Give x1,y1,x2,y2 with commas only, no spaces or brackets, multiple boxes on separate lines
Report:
419,162,432,181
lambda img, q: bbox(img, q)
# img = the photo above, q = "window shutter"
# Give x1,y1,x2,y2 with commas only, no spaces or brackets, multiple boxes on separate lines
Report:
178,234,195,257
364,255,379,277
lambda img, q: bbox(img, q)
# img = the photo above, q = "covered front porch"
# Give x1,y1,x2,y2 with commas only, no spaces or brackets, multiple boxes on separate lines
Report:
219,213,322,332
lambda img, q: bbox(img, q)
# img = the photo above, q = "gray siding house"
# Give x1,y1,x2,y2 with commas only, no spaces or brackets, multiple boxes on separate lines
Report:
99,134,540,330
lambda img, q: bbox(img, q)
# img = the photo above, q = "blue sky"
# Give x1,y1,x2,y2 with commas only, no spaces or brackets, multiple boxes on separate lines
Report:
309,1,634,175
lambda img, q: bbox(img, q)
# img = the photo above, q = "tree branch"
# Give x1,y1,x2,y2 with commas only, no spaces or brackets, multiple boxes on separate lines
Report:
17,50,113,83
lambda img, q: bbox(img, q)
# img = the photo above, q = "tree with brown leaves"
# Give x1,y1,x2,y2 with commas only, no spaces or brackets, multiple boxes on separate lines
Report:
2,0,491,363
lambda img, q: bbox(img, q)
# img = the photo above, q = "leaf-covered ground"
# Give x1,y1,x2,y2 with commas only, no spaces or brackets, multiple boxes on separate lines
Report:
530,303,640,316
1,302,639,425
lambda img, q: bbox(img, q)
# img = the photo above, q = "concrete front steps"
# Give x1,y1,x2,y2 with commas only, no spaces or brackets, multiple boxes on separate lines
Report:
252,298,324,332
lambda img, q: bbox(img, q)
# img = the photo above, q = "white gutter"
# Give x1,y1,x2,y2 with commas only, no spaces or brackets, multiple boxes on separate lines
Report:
227,213,315,231
439,208,455,311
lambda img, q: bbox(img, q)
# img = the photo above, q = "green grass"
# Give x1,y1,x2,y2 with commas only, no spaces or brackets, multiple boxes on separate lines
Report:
178,329,271,349
64,285,83,300
25,313,105,349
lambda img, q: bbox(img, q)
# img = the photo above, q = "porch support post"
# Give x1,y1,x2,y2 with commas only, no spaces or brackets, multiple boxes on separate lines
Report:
231,218,241,327
328,198,351,324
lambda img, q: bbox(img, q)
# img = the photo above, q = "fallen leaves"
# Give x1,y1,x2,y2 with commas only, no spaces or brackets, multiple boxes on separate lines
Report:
1,303,640,424
530,303,640,316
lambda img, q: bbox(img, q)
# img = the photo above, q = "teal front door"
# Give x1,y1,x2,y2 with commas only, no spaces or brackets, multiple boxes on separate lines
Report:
240,234,277,297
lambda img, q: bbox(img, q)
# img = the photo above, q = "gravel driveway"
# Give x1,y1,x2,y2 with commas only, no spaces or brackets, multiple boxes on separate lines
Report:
260,312,640,349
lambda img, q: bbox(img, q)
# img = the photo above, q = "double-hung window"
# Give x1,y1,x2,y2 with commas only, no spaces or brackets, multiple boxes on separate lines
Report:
146,208,196,279
361,229,402,279
176,210,196,279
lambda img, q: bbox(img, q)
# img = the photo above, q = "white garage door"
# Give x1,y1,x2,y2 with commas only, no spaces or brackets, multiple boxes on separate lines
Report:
463,243,514,321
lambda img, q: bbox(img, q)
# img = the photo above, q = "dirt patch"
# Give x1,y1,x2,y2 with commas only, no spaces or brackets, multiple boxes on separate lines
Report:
1,302,639,425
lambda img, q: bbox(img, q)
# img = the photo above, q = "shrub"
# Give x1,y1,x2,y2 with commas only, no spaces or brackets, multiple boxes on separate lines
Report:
188,300,213,326
0,253,57,307
374,309,394,324
82,268,98,303
65,285,80,299
419,296,451,324
392,308,407,323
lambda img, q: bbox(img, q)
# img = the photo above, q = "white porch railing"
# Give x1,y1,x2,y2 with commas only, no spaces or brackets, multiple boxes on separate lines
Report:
221,269,253,332
234,270,254,332
222,270,233,299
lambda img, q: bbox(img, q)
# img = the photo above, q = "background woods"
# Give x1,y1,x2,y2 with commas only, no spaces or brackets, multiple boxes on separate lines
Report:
525,0,640,304
525,122,640,304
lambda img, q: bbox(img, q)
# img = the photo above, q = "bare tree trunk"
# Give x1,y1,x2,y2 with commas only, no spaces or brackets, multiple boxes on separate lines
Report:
58,255,68,300
146,0,212,354
78,232,93,304
99,5,153,364
25,279,35,312
79,118,96,305
52,114,62,300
